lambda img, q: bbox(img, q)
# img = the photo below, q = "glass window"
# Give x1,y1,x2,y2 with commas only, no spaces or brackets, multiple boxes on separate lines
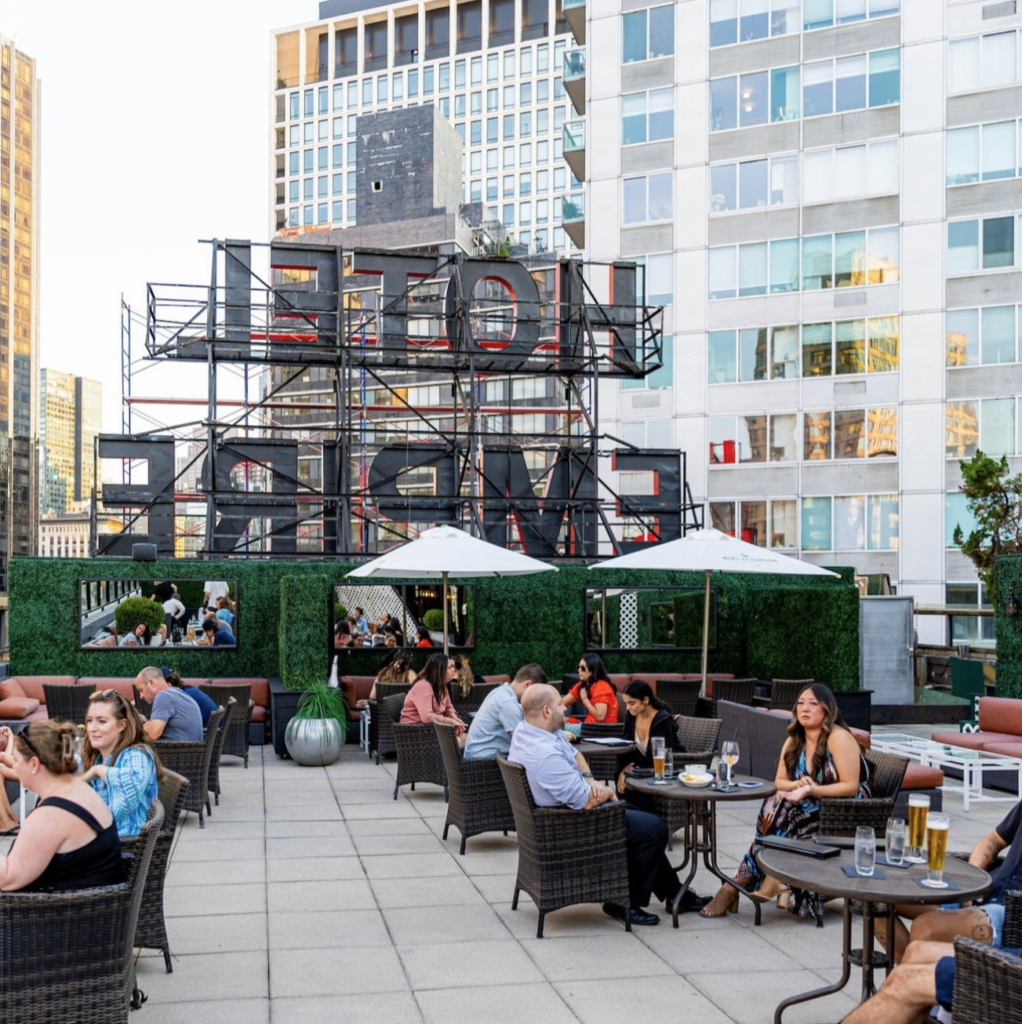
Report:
646,253,674,304
739,72,768,127
947,126,979,186
868,316,899,372
983,216,1015,268
740,0,769,41
710,164,736,212
866,496,899,551
739,242,768,296
837,0,867,24
623,10,648,62
738,159,768,209
710,77,737,131
771,153,798,204
710,501,735,532
770,500,798,548
804,0,832,29
835,55,866,112
802,497,832,551
741,501,767,546
946,401,979,458
804,61,833,117
867,226,900,284
709,247,737,299
835,230,866,287
804,411,832,459
738,415,767,463
948,220,980,273
769,238,800,293
834,146,866,197
710,0,738,47
804,150,831,204
981,398,1014,454
622,94,646,145
803,235,833,290
868,139,899,194
946,493,979,549
649,88,674,140
803,324,833,376
982,31,1017,89
832,321,865,376
648,6,674,57
946,308,979,367
708,330,737,383
740,328,768,380
835,410,866,458
771,66,800,121
868,49,900,106
982,122,1015,181
982,306,1016,364
835,496,866,549
771,326,799,379
868,407,898,458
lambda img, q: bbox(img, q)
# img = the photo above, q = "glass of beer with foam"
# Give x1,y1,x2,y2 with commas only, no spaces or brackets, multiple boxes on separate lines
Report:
906,793,929,864
922,813,950,888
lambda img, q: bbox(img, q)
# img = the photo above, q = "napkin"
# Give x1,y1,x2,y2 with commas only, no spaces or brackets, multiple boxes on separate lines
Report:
842,865,886,880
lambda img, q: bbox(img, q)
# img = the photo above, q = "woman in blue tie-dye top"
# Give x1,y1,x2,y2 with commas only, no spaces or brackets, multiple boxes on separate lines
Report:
80,690,161,837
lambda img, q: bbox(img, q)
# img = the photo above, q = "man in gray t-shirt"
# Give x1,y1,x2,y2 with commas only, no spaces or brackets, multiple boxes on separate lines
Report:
137,666,204,742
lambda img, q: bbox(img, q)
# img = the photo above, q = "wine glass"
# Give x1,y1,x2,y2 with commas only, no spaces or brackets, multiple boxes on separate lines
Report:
722,740,740,788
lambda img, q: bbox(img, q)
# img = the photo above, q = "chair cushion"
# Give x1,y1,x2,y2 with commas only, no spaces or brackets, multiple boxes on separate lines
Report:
0,679,27,701
339,680,360,721
341,676,377,702
76,678,136,701
251,706,267,723
481,675,510,684
903,762,944,789
0,696,40,719
850,727,871,749
980,741,1022,759
607,674,631,693
180,678,212,688
978,697,1022,735
10,676,76,703
931,730,1015,750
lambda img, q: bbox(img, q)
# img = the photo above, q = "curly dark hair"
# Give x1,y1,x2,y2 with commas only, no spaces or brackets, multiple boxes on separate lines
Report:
783,683,848,782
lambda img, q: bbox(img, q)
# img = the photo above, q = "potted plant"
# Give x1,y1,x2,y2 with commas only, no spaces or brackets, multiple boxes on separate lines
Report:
423,607,445,645
284,681,348,766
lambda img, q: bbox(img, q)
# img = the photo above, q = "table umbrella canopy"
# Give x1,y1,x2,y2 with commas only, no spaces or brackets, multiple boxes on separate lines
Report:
590,528,840,692
346,525,557,652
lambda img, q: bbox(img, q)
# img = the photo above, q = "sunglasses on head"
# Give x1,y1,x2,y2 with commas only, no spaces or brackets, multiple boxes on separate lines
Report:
89,689,121,702
18,726,41,760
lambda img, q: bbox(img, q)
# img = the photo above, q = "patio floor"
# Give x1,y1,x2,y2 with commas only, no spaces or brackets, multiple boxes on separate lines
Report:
9,725,1011,1023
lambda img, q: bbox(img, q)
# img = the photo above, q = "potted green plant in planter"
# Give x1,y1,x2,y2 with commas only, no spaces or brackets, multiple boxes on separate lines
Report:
284,682,348,766
423,608,445,645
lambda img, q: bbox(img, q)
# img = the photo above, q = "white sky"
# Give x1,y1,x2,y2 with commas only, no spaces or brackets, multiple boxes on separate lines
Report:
7,0,309,434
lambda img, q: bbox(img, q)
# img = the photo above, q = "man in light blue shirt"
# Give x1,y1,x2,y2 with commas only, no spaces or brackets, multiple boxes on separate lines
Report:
464,664,546,759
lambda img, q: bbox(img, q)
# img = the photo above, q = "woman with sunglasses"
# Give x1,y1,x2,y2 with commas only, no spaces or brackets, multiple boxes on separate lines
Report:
560,653,619,724
0,721,123,892
80,690,161,838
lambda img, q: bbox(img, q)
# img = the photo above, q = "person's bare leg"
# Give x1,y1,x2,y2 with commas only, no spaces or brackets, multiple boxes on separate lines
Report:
876,903,938,962
842,941,953,1024
910,905,993,947
0,783,18,831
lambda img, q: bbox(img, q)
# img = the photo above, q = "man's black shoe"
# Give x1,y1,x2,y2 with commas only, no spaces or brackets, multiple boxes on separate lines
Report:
673,890,713,913
602,903,660,926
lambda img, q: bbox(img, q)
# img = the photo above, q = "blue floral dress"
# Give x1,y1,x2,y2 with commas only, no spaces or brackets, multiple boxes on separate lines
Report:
735,746,871,917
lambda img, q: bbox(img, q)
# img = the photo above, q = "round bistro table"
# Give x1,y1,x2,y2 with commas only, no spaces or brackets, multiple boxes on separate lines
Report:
756,843,991,1023
626,773,777,927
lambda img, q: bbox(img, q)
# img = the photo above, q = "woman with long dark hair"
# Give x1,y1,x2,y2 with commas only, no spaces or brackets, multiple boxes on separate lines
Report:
615,680,682,796
560,652,619,724
400,652,468,744
700,683,869,919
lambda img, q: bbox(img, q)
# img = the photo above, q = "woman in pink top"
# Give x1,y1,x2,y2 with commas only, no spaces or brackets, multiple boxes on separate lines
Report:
400,653,468,746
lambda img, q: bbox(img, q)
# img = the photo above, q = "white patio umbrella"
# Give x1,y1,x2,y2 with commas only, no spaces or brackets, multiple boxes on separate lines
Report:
346,525,558,653
589,528,840,694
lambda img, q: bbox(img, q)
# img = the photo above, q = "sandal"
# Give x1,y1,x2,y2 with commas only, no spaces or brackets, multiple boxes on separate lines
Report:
749,875,787,904
699,883,739,918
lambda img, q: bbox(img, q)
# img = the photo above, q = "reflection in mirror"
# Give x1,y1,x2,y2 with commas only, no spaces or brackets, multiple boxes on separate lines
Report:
79,579,237,650
333,582,475,650
584,587,716,651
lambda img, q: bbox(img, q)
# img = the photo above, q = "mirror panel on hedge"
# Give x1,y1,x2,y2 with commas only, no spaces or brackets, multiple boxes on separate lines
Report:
79,579,238,649
584,586,716,652
332,582,475,650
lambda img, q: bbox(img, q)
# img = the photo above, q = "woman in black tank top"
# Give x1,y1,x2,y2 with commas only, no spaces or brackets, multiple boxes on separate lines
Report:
0,721,123,892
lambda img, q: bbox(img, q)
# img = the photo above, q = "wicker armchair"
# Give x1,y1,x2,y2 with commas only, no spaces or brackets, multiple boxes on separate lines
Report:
697,678,758,718
817,749,908,836
155,705,225,828
753,678,814,711
676,715,722,764
450,682,500,718
205,697,237,807
497,755,631,938
132,683,152,720
42,683,93,725
199,683,253,767
654,679,701,718
121,770,189,973
385,693,448,801
579,721,629,782
435,722,515,854
370,682,412,763
0,799,163,1023
953,891,1022,1024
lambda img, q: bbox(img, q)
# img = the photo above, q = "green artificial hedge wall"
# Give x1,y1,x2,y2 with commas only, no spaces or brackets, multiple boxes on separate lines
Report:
993,555,1022,699
8,557,861,692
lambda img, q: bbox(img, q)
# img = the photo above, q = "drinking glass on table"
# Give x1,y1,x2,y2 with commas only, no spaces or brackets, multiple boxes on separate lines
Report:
651,736,667,785
906,793,930,864
922,813,950,888
855,826,876,877
721,740,739,789
663,748,674,780
885,817,907,867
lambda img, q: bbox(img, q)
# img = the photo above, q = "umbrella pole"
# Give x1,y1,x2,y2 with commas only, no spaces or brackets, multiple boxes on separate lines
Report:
700,569,711,698
442,571,450,656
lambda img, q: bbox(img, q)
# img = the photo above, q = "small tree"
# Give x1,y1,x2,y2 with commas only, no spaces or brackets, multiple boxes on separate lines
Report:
953,451,1022,598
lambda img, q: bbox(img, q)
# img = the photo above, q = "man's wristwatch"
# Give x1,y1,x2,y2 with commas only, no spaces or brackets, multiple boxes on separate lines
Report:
581,771,594,779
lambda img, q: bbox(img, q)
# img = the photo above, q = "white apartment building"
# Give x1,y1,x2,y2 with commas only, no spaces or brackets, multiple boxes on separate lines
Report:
563,0,1022,645
271,0,580,255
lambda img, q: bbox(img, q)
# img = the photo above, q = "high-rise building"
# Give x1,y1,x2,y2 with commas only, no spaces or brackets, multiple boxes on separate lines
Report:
271,0,578,256
561,0,1022,647
39,369,102,517
0,35,39,649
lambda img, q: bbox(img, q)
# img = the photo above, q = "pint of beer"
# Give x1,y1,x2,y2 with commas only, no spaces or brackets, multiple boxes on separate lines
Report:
906,793,930,864
924,813,950,887
652,736,666,785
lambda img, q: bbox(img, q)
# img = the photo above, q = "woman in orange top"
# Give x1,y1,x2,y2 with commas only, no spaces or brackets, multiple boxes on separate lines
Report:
400,652,469,745
561,653,619,724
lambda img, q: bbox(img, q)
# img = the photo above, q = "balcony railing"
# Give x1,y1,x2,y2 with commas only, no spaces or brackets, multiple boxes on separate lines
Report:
563,49,585,81
563,194,584,223
563,120,585,153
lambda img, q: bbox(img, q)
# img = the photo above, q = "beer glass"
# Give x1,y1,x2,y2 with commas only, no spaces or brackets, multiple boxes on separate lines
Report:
922,813,950,888
906,793,930,863
652,737,666,785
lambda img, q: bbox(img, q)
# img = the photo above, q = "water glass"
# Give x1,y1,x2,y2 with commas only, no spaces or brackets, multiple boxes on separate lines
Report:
651,737,666,785
854,826,876,877
663,748,674,780
885,817,907,867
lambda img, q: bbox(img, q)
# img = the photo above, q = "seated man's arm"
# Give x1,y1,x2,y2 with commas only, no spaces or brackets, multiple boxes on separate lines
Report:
144,691,171,741
970,827,1008,869
144,719,167,741
583,781,617,810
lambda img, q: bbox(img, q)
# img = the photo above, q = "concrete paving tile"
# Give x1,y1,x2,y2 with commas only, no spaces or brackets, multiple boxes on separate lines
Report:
468,874,520,905
749,910,860,970
175,819,265,840
636,917,802,974
352,833,445,857
522,932,677,981
399,939,543,990
491,900,641,940
332,787,405,804
265,835,356,858
346,816,434,836
264,790,341,807
343,801,421,820
370,873,488,909
272,993,423,1024
166,857,267,887
453,843,521,874
264,819,350,838
383,903,511,945
416,982,578,1024
271,946,408,997
135,950,268,1003
171,838,265,862
268,908,392,950
266,878,376,913
128,997,270,1024
163,912,268,956
555,976,734,1024
264,804,343,821
187,804,266,823
164,882,266,918
363,853,462,879
686,967,861,1024
267,854,362,883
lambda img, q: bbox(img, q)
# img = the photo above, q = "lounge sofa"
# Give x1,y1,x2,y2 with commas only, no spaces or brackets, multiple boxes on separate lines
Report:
932,697,1022,793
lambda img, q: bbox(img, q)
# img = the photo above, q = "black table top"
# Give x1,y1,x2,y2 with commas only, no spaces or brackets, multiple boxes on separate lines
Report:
625,773,777,803
575,739,635,758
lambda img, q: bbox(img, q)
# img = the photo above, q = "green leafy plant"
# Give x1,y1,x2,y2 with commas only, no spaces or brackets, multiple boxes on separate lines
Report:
293,681,348,736
423,608,445,631
113,596,165,637
334,602,348,622
953,451,1022,599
